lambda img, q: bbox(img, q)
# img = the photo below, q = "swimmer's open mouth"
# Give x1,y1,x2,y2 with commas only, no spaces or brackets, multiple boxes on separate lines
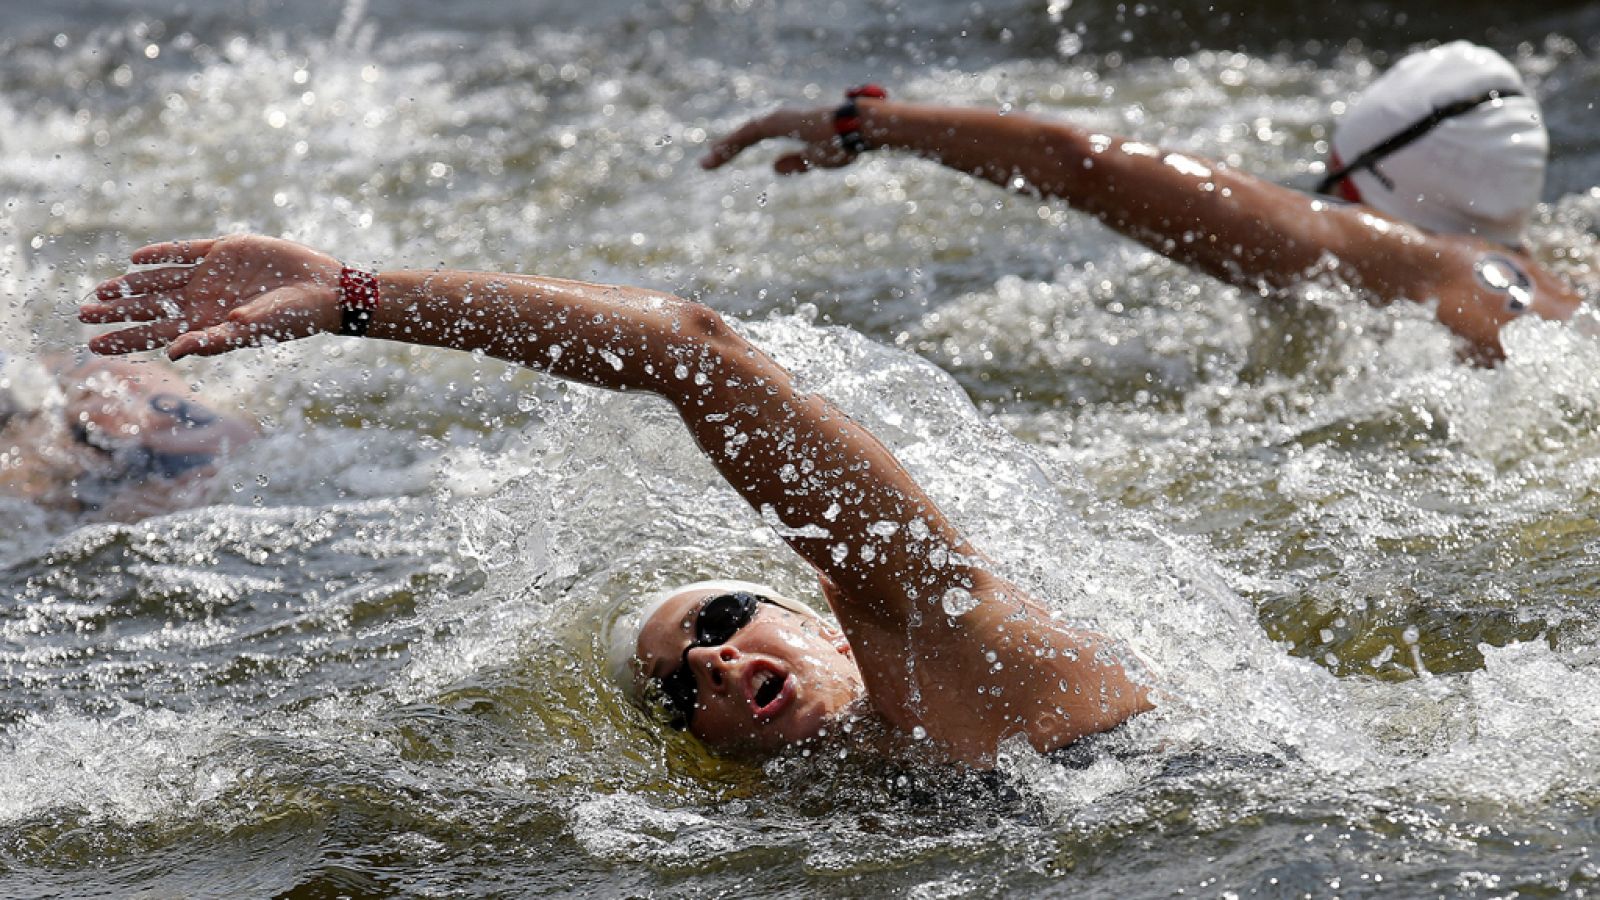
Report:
754,672,784,708
746,661,794,720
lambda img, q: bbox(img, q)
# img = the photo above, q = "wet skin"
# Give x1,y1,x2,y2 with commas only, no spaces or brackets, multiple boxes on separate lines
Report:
700,100,1587,362
634,585,864,753
83,234,1154,766
0,354,254,516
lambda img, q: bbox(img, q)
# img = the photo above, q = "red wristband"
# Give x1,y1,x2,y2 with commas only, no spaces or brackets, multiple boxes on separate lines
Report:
337,266,380,336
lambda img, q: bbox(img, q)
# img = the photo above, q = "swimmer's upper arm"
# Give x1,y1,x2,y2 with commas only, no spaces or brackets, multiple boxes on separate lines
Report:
671,325,1153,762
1425,248,1585,359
667,327,978,626
1021,129,1421,296
1304,215,1587,358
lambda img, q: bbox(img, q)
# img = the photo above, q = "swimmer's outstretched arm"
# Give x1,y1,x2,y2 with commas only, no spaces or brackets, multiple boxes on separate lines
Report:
83,234,1151,764
703,100,1581,357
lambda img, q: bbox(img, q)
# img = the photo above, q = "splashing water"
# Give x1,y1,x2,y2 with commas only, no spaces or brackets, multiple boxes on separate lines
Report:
1,0,1599,896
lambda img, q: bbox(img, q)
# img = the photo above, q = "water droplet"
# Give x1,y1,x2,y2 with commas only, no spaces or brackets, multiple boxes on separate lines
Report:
941,587,979,617
911,726,927,740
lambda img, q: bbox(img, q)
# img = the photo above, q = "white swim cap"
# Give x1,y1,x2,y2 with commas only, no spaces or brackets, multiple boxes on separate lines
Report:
1330,41,1547,246
602,579,818,705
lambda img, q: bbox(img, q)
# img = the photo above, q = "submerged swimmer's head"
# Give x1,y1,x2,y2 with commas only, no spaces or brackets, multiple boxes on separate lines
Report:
1323,41,1547,246
605,579,863,753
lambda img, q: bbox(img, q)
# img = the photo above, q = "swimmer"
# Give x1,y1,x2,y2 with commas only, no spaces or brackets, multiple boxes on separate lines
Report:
0,351,255,518
79,233,1154,766
701,42,1583,363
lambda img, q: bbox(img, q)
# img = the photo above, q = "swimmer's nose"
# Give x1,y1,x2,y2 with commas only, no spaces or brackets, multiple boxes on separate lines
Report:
687,644,741,695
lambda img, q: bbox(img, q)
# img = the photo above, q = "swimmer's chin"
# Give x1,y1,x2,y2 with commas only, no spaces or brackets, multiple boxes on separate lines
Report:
708,698,873,760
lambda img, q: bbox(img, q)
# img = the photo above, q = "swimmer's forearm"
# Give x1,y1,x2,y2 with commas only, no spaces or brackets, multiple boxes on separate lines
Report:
88,236,980,618
364,269,714,394
368,267,978,609
859,102,1349,289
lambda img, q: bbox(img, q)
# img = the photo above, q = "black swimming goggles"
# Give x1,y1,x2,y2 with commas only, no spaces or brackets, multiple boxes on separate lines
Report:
651,591,778,730
1315,87,1522,195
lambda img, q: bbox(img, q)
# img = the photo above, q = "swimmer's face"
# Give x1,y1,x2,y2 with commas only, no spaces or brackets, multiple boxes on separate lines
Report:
634,584,863,754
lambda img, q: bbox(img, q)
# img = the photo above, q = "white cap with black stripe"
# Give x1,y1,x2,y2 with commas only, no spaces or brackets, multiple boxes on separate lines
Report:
1329,41,1548,246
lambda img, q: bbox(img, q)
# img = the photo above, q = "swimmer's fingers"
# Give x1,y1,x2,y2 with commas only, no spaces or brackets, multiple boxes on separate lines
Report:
91,266,194,302
79,290,184,324
700,121,766,169
130,239,218,266
86,319,194,356
169,286,339,360
699,108,830,170
165,321,258,360
773,142,855,176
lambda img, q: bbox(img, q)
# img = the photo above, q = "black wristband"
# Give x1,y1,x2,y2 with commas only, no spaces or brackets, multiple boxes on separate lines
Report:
339,308,372,337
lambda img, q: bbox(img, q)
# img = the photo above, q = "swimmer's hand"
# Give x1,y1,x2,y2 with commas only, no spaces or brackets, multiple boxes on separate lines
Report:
699,106,858,175
81,235,343,360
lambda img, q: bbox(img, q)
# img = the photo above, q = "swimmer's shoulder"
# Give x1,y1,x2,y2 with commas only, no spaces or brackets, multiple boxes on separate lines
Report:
1431,238,1584,329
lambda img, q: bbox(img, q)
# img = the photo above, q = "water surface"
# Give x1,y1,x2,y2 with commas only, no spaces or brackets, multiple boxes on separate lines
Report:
2,1,1599,896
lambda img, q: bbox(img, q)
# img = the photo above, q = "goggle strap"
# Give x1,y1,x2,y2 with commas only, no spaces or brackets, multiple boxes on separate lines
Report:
1315,87,1522,195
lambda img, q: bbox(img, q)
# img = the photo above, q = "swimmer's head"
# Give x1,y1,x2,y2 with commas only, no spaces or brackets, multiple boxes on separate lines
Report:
605,579,862,753
1325,41,1547,246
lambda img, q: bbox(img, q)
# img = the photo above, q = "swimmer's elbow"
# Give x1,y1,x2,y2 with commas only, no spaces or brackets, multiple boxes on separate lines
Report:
672,299,736,345
652,296,769,386
658,297,748,357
